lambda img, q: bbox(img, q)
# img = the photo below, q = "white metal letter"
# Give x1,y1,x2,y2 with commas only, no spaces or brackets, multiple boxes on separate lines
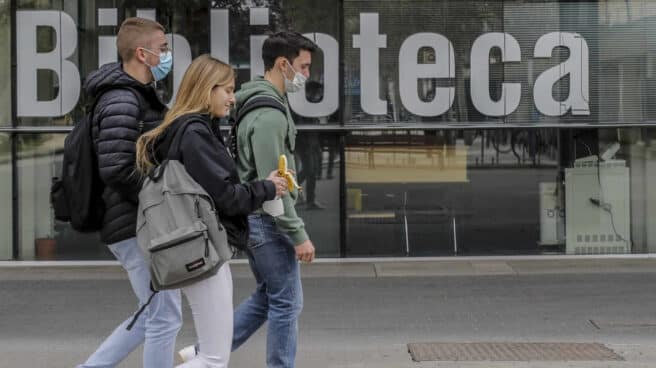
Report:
470,33,521,116
17,10,80,117
534,32,590,116
353,13,387,115
398,33,455,116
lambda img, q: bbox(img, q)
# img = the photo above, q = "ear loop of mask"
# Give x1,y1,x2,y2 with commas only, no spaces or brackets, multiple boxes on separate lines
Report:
141,48,157,68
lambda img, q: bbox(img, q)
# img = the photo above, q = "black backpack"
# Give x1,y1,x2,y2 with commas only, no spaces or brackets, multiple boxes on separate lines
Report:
228,95,287,159
50,87,145,232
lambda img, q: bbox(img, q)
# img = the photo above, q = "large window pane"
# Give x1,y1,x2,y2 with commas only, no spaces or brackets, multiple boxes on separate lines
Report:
0,133,11,259
344,129,560,256
14,130,342,260
16,133,108,260
346,127,656,256
212,0,342,256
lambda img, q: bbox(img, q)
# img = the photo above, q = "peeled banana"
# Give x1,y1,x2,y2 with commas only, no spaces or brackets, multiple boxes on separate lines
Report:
278,155,302,192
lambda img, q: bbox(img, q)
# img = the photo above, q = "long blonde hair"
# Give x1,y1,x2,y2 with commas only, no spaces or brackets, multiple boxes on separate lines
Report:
136,54,235,174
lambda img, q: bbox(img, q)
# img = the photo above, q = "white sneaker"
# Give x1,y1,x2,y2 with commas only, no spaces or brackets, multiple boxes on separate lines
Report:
176,345,198,363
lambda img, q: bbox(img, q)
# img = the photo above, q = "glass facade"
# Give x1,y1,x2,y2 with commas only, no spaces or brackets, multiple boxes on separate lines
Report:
3,1,656,260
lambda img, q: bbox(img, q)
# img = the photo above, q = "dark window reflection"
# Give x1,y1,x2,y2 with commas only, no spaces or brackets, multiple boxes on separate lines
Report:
16,133,110,260
293,131,341,257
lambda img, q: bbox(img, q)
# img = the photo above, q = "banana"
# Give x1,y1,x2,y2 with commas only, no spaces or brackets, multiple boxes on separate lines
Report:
278,154,302,192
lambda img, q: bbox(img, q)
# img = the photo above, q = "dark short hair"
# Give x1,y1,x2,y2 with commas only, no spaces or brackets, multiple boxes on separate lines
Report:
262,31,318,72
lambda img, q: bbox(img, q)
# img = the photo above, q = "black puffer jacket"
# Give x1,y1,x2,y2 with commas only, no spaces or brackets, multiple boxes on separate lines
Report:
153,113,276,248
84,62,166,245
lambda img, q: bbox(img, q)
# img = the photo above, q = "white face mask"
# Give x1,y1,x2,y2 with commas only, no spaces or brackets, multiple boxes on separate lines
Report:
281,60,307,93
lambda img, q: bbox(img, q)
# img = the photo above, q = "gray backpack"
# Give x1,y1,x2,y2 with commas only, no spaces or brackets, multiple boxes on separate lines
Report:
136,120,234,291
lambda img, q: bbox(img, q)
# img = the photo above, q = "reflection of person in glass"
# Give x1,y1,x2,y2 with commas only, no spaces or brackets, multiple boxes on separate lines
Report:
322,135,337,180
295,80,325,210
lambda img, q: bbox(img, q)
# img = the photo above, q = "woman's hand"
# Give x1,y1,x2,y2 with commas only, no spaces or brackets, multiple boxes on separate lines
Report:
267,170,288,198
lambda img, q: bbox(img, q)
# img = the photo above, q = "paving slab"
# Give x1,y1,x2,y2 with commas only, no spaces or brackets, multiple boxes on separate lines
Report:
374,261,480,277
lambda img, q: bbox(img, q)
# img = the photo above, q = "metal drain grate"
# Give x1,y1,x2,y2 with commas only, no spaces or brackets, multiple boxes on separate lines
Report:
407,342,624,362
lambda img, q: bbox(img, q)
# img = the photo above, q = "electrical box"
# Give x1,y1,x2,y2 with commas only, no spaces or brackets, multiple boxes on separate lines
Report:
565,160,631,254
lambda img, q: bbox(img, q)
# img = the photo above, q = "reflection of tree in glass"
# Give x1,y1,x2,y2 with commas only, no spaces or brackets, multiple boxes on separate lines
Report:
213,0,286,63
213,0,337,58
0,134,9,153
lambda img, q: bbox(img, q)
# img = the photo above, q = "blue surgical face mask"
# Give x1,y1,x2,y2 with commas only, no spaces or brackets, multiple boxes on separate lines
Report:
143,48,172,81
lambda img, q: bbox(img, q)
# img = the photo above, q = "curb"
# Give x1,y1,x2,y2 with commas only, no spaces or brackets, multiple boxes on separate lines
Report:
1,256,655,280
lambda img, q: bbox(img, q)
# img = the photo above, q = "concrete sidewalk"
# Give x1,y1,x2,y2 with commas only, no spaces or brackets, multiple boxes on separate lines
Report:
1,258,655,367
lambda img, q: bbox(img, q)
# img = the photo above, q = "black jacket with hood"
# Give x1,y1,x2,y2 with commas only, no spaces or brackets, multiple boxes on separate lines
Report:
84,62,166,245
153,113,276,249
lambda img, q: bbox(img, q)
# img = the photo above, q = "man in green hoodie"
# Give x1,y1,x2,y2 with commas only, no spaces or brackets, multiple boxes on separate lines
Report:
176,31,317,367
233,32,317,368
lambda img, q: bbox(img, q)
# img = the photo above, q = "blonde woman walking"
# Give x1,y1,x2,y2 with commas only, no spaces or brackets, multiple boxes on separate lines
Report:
136,54,287,368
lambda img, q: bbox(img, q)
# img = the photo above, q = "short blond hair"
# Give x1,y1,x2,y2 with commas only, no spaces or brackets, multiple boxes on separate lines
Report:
116,17,165,62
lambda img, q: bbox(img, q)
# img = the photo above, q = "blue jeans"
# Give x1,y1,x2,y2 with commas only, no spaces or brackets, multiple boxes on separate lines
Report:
232,214,303,368
78,237,182,368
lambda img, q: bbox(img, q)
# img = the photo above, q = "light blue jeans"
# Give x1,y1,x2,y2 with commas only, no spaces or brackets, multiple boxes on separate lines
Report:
232,214,304,368
78,237,182,368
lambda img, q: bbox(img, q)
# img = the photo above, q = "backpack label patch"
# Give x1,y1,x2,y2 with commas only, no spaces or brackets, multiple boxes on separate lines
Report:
185,258,206,272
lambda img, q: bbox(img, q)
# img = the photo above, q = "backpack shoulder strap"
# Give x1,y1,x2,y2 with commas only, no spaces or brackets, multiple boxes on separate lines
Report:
228,95,287,158
236,95,287,124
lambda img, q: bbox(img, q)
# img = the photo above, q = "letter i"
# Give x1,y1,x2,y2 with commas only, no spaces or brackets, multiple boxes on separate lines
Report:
97,8,118,67
211,8,230,63
249,7,270,80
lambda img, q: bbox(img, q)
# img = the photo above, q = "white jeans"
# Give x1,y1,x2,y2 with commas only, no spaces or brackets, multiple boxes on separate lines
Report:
177,264,233,368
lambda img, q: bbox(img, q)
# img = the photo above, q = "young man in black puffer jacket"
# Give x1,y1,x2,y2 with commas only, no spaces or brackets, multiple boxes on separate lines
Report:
76,17,182,368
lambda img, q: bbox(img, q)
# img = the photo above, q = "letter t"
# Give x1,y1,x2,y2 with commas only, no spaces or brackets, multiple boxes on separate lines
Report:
353,13,387,115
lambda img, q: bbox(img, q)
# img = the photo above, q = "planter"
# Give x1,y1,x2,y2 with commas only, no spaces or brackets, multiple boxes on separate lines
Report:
35,238,57,260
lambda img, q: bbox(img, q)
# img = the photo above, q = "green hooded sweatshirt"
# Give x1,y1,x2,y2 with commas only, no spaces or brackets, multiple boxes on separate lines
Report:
234,77,308,245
